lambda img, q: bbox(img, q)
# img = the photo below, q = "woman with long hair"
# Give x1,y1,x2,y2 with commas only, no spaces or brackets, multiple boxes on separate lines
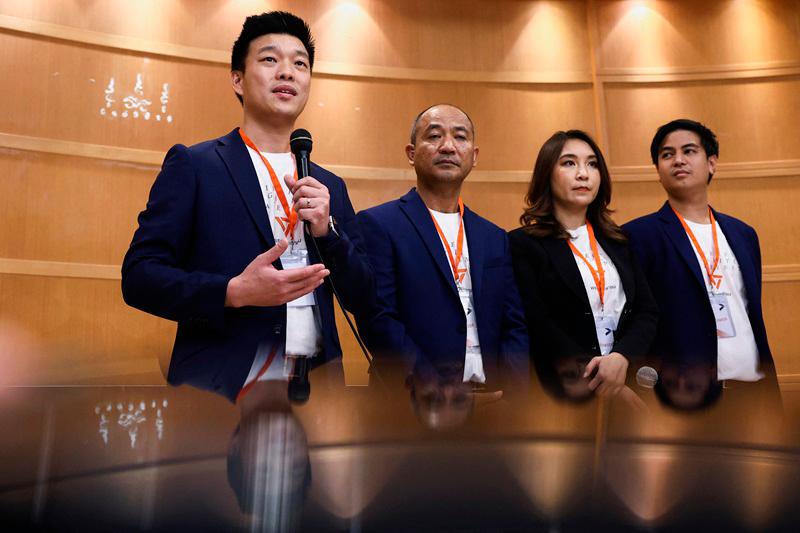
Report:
509,130,658,396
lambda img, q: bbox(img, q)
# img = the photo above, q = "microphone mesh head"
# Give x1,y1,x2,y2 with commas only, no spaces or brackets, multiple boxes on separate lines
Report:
290,129,313,155
636,366,659,388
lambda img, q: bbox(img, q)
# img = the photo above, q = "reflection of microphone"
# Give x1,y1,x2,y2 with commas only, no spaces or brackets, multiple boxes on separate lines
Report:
636,366,659,388
289,128,312,179
288,356,310,404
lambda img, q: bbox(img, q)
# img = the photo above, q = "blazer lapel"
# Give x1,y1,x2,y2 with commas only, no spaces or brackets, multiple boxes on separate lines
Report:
463,206,485,305
541,236,592,308
715,209,758,302
216,128,275,248
657,201,706,292
398,189,459,296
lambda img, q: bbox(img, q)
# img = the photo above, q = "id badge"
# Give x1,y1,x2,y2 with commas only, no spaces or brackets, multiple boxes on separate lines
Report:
710,293,736,338
281,252,316,307
595,316,616,355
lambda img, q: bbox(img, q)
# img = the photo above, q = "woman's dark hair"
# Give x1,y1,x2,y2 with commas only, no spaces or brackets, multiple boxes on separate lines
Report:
520,130,626,242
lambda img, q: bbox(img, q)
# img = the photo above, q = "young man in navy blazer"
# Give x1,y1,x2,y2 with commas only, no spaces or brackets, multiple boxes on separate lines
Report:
623,119,773,383
356,104,530,390
122,12,372,400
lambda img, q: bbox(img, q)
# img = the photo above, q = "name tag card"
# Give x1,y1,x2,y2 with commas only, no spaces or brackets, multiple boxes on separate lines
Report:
595,316,616,355
281,251,317,307
710,293,736,338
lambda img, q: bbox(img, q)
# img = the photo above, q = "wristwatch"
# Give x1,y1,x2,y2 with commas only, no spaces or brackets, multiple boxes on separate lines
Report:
327,216,339,237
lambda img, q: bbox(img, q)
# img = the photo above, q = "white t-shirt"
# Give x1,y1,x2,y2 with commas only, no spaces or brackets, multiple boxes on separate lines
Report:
429,209,485,383
567,225,627,355
245,148,322,359
242,342,292,386
684,219,762,381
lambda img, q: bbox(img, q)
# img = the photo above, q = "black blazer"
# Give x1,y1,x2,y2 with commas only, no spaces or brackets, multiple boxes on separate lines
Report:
508,227,658,361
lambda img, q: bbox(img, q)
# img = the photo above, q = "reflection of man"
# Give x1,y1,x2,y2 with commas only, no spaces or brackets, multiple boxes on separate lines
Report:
122,12,371,399
407,365,475,430
624,119,772,383
227,380,309,527
654,359,722,411
356,104,529,389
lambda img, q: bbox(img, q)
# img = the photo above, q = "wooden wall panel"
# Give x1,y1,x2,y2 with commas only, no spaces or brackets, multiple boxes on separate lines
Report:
1,0,592,75
304,78,596,170
0,28,595,170
0,32,239,152
611,176,800,266
603,78,800,165
0,274,172,385
596,0,800,71
763,281,800,375
0,150,154,264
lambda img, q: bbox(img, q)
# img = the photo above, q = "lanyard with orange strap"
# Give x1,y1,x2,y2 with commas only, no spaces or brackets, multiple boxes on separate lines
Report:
429,198,467,284
671,205,723,290
567,221,606,309
239,128,299,238
235,343,281,404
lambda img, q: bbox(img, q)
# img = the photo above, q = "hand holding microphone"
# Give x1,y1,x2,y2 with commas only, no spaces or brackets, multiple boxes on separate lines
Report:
287,129,330,237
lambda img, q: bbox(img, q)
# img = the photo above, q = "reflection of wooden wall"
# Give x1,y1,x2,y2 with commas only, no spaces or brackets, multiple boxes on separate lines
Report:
1,0,799,385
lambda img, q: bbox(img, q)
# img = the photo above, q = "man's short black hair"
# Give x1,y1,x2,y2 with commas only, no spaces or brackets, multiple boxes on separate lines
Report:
650,119,720,166
231,11,316,103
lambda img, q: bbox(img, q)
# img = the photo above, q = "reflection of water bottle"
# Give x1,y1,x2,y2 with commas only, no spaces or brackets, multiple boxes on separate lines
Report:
636,366,659,388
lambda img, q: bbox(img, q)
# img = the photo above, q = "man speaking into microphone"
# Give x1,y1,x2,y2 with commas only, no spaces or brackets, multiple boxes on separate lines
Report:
122,12,372,401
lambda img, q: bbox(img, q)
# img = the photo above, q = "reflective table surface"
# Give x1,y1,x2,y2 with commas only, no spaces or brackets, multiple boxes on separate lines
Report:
1,357,799,532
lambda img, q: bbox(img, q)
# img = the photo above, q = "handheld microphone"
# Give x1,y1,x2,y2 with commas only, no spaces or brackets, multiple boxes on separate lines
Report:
288,129,376,374
290,129,312,179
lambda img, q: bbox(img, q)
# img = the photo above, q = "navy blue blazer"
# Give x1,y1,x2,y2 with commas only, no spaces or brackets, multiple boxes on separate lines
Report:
355,189,530,387
121,128,373,398
623,202,772,367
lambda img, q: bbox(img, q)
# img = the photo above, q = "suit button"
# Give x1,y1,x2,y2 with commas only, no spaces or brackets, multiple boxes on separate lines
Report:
273,325,282,335
458,324,466,334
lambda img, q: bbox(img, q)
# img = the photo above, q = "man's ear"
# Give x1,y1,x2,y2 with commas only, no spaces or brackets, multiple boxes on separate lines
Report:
405,143,415,166
707,154,718,177
231,70,244,98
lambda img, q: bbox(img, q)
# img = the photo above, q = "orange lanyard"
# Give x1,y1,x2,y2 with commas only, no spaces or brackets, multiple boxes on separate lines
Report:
239,128,298,238
235,344,280,404
430,198,467,283
567,221,606,308
672,205,722,290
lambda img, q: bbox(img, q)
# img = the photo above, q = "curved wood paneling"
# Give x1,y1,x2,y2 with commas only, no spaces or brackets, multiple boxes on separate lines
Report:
596,0,800,72
7,6,800,84
5,133,800,183
0,25,597,168
0,150,154,264
611,177,800,266
0,1,594,81
603,78,800,166
0,13,593,84
0,273,173,384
